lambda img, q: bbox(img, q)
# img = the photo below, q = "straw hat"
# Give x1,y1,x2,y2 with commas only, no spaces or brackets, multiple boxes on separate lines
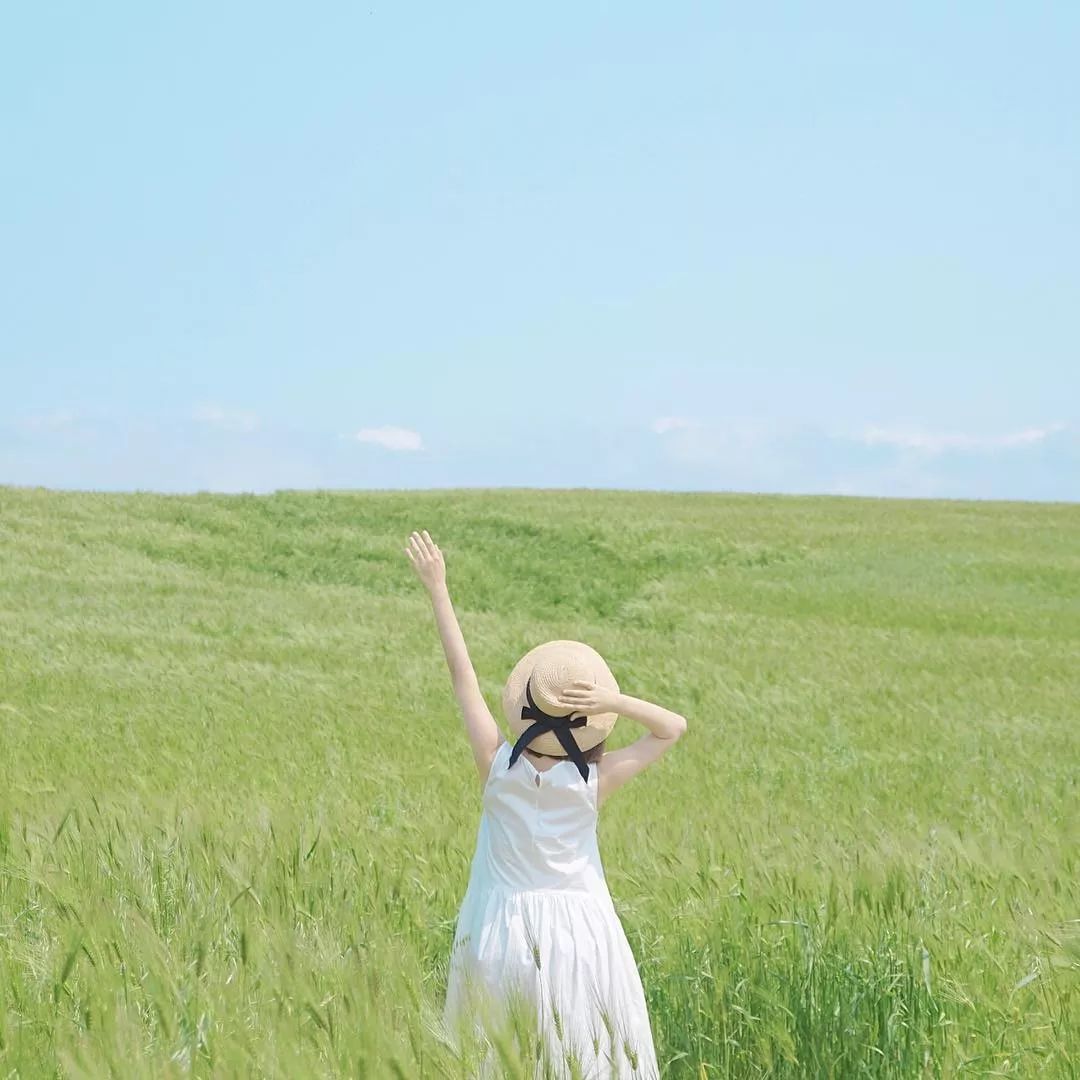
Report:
501,640,620,756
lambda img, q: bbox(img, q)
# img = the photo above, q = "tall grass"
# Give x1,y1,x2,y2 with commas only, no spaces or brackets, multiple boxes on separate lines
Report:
1,486,1077,1076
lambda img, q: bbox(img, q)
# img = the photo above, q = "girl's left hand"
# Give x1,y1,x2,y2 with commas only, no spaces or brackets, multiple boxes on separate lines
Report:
558,680,622,716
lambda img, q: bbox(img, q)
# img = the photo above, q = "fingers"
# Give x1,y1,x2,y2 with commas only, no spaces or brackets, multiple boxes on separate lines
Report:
407,530,441,561
406,535,429,567
560,689,591,703
562,681,594,695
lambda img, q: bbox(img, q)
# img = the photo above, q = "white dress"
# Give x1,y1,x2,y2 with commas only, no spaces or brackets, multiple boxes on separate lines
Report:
442,739,660,1079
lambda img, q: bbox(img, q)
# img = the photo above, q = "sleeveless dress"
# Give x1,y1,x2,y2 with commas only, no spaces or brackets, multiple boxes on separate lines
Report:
442,739,660,1079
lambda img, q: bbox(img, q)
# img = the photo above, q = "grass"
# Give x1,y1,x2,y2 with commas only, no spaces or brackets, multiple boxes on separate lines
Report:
0,484,1077,1077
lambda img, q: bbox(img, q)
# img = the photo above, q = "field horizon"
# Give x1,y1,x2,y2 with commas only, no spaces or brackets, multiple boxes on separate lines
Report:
1,483,1077,1077
4,480,1078,507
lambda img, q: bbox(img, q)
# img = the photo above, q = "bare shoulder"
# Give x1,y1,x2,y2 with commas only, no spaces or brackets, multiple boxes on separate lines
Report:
476,738,507,787
597,731,685,807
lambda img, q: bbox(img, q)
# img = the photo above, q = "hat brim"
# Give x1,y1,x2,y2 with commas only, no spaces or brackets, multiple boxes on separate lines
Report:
501,640,619,756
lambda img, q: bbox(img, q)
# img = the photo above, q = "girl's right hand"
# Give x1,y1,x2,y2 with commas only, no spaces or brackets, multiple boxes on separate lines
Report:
405,530,447,592
558,680,623,716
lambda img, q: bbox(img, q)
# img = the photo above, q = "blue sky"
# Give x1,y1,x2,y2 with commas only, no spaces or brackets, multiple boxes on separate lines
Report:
2,2,1077,500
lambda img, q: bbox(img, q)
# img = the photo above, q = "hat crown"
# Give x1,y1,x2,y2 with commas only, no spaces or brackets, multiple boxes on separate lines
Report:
528,655,596,718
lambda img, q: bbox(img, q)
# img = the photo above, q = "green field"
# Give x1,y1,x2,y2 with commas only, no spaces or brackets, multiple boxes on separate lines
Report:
1,485,1077,1078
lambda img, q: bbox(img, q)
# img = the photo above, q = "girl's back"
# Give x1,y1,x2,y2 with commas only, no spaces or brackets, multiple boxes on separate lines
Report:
469,739,608,896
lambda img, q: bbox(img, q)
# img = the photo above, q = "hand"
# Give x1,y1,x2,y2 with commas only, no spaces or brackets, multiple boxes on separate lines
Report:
405,529,446,592
557,680,622,716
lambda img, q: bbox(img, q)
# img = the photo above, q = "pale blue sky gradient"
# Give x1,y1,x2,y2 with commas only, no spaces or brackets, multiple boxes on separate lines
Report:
3,3,1078,499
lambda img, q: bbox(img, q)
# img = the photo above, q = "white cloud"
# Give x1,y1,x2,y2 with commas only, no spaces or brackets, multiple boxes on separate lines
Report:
649,417,777,471
994,424,1069,447
350,425,424,452
651,416,701,435
191,403,260,434
855,422,1067,455
15,409,79,432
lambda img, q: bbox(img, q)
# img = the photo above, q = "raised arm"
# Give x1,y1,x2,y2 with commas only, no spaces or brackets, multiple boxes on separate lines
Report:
405,530,501,784
557,680,687,807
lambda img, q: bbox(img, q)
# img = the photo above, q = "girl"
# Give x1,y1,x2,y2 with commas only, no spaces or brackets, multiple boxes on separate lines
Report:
406,529,687,1079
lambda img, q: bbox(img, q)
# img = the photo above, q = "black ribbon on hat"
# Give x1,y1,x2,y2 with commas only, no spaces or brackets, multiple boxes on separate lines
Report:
508,677,591,781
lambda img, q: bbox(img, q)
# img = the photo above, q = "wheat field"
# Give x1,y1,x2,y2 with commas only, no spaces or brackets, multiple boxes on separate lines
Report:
0,485,1077,1078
